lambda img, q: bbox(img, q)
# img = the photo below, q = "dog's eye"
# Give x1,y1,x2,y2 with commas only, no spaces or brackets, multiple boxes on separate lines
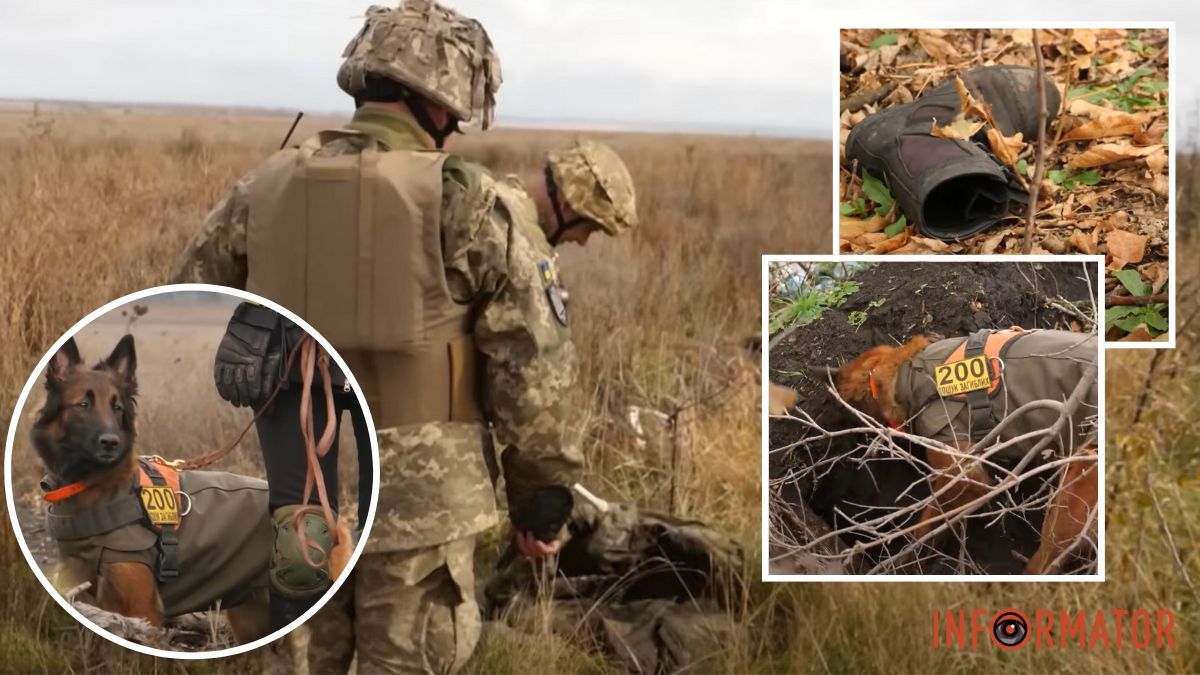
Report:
111,401,123,412
76,400,90,409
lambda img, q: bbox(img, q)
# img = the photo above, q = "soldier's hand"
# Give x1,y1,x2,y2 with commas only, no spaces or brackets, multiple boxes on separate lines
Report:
214,303,278,408
511,527,561,560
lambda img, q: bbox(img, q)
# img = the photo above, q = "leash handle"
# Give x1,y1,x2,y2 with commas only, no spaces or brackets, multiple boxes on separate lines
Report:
293,338,341,568
179,336,307,472
182,334,344,571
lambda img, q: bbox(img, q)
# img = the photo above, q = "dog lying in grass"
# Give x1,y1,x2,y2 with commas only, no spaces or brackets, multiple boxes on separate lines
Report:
33,335,272,645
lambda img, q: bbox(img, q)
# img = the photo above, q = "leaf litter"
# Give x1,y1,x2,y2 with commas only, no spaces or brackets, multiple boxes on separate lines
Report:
839,28,1170,340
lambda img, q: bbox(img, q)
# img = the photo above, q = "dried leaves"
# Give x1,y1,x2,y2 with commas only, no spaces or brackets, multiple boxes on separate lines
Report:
839,27,1171,341
1069,142,1162,169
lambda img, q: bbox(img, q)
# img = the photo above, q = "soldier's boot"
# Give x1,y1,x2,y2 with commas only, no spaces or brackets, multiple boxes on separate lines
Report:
846,65,1060,240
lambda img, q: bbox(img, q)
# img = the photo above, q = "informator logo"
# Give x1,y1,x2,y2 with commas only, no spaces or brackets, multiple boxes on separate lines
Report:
933,608,1177,650
990,610,1029,650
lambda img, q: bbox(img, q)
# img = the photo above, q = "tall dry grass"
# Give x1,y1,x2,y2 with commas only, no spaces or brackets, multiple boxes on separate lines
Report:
5,106,1195,674
0,106,829,672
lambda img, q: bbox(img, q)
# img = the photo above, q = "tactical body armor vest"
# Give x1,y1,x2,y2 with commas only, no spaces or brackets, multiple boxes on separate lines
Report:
897,329,1098,462
244,129,480,429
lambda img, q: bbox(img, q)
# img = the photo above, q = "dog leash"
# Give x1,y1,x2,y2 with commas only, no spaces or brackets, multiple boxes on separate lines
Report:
180,334,342,569
176,336,309,471
291,336,341,567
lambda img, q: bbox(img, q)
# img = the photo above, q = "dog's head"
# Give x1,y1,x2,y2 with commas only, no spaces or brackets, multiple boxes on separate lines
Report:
834,335,932,425
32,335,138,483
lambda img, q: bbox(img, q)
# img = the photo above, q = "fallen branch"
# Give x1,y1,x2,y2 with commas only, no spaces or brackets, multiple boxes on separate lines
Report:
1106,293,1169,306
840,83,896,113
1044,295,1096,330
71,599,163,645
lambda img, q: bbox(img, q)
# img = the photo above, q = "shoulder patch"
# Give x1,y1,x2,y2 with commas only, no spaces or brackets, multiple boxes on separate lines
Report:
539,260,568,326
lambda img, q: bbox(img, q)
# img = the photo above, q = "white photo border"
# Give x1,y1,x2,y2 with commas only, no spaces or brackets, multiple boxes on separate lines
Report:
832,22,1175,349
761,254,1106,582
3,283,381,659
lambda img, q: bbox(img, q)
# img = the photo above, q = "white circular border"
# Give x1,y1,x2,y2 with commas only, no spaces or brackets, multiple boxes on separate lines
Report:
3,283,381,660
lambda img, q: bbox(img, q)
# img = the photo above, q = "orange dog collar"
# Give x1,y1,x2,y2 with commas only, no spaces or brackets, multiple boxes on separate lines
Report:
43,482,89,502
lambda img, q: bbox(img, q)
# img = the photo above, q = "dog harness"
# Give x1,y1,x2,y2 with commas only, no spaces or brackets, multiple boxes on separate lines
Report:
44,457,185,582
935,327,1031,441
898,328,1099,462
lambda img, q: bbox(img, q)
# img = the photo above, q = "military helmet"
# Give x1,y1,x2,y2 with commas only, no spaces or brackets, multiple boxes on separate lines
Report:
547,141,638,235
337,0,502,129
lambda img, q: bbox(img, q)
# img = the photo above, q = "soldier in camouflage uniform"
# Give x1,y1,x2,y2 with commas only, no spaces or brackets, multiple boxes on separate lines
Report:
168,1,637,672
488,139,638,328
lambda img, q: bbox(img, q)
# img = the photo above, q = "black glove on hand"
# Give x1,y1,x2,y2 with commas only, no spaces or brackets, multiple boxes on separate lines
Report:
511,486,575,542
214,303,281,408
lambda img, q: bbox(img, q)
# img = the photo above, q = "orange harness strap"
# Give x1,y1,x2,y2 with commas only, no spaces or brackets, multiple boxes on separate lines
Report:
941,326,1030,396
137,457,184,581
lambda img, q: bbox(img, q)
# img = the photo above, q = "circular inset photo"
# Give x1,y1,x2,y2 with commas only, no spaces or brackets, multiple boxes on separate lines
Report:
3,284,378,658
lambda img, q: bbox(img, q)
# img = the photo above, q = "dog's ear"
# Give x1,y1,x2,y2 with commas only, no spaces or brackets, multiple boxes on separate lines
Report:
47,338,83,388
834,346,891,398
104,334,137,383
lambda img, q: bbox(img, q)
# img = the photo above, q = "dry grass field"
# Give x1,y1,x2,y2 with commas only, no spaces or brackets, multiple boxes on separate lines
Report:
0,103,828,672
1,102,1197,673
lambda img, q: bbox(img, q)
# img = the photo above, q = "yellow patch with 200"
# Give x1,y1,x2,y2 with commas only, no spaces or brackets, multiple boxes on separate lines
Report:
935,354,992,397
140,486,180,526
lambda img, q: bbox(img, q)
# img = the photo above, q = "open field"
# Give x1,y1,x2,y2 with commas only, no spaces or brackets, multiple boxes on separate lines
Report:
0,104,829,672
1,103,1197,672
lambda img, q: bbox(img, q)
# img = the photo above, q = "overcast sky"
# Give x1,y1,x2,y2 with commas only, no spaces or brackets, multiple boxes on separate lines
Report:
0,1,1192,139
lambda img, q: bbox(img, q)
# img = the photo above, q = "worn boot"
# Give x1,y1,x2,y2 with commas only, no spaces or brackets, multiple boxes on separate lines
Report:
846,65,1060,240
268,588,323,632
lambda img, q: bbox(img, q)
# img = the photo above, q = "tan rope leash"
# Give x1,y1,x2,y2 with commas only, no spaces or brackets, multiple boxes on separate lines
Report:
177,334,342,570
292,337,341,568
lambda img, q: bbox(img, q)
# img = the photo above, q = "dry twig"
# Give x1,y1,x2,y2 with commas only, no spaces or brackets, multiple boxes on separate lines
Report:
1022,29,1048,255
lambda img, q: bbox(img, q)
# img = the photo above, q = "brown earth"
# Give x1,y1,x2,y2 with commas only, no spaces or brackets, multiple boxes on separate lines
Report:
769,261,1098,574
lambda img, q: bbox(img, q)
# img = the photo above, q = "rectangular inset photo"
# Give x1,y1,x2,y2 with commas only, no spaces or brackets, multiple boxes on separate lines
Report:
836,26,1173,346
763,256,1104,581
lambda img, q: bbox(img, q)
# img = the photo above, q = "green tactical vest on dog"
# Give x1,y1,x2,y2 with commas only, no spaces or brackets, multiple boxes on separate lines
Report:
896,329,1098,462
44,462,271,616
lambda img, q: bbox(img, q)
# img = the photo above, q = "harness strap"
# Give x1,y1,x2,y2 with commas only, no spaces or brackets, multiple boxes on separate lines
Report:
138,459,180,582
44,487,145,541
961,329,996,442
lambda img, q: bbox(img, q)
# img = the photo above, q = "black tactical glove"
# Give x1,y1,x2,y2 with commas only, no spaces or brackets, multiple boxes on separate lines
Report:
214,303,282,408
511,485,575,542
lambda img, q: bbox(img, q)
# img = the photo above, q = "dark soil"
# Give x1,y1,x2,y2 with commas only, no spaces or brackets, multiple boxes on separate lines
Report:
768,261,1097,575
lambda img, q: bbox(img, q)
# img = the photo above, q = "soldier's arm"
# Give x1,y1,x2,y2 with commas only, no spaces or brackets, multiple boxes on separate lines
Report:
167,178,251,288
441,158,584,514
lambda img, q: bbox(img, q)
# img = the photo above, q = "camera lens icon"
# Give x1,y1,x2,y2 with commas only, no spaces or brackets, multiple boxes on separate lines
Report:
991,610,1029,649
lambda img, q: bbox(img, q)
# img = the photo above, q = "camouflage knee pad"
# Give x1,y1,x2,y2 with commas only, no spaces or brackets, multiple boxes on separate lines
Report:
271,504,335,597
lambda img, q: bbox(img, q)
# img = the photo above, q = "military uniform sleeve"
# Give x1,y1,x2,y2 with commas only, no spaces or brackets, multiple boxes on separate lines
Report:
441,157,583,513
167,177,251,288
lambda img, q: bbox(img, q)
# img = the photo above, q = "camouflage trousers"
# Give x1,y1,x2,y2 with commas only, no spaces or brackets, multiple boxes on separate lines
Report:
306,536,480,674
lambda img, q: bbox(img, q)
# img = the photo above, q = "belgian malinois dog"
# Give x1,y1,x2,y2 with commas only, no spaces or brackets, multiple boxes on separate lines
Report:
32,335,271,644
834,331,1098,574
